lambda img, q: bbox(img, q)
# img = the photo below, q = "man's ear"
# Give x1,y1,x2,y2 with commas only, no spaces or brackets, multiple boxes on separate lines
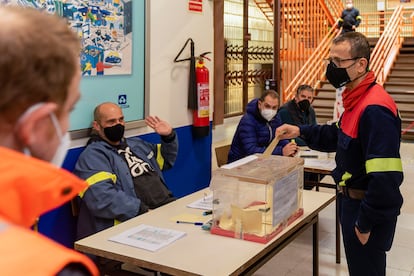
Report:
358,58,369,73
15,103,57,146
92,120,100,131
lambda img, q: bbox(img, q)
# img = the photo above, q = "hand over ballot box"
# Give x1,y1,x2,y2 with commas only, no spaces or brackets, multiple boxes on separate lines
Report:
209,154,304,243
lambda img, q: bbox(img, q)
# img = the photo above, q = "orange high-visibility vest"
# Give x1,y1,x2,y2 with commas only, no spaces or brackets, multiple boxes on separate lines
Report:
0,147,98,275
0,220,98,275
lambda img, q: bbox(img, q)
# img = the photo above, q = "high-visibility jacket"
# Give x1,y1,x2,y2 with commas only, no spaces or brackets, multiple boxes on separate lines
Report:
0,147,98,275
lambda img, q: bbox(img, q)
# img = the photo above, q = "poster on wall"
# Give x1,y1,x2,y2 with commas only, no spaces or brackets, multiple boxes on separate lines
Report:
1,0,146,133
2,0,132,76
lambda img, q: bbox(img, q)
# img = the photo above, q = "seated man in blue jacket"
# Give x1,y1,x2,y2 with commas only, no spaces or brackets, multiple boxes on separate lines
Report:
228,90,298,163
74,102,178,241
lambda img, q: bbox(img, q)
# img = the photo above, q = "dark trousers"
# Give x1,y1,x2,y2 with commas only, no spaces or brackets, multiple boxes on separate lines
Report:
338,194,398,276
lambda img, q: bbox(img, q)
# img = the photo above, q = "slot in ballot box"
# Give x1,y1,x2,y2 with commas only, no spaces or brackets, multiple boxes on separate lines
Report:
209,154,304,243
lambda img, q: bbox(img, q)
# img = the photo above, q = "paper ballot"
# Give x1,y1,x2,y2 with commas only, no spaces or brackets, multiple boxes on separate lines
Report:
109,224,186,252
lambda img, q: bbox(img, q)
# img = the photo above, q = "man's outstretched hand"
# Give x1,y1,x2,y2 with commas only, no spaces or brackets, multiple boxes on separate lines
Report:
145,116,173,136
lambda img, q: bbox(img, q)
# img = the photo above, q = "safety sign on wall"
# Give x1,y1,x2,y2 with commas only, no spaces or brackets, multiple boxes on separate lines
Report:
189,0,202,13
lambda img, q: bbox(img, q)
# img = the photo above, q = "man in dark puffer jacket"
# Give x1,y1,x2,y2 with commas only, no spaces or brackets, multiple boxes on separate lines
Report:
228,90,299,163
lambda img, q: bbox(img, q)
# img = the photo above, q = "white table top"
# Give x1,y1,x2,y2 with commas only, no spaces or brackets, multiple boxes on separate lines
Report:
75,189,335,276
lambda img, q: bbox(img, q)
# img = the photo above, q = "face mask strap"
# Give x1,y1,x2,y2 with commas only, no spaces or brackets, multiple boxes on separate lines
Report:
49,112,64,140
16,102,46,127
15,103,46,155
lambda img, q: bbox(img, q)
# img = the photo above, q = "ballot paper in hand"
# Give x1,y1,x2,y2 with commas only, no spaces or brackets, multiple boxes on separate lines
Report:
108,224,186,252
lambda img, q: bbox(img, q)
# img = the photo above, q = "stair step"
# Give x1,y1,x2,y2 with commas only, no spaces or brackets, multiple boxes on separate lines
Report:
394,60,414,65
315,90,335,96
391,65,414,70
387,77,414,82
404,37,414,43
313,101,335,106
395,54,414,60
387,90,414,96
394,62,414,66
401,117,414,124
388,71,414,77
386,87,414,93
385,81,414,86
391,66,413,70
402,43,414,48
314,106,334,112
399,48,414,53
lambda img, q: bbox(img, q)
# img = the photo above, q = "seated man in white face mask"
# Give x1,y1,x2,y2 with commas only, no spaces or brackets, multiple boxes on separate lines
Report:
227,90,298,163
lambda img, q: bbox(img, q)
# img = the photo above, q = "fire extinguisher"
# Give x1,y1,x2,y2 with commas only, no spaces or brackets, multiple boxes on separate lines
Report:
193,54,210,137
173,39,211,138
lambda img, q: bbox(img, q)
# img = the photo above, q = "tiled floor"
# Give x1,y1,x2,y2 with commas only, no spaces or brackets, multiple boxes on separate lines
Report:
212,117,414,276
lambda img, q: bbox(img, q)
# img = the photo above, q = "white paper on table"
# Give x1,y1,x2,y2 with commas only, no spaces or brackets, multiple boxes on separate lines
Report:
186,193,213,210
304,159,336,171
108,224,186,252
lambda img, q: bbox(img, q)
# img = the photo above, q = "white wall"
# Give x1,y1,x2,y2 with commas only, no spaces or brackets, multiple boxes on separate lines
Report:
72,0,214,146
148,0,214,127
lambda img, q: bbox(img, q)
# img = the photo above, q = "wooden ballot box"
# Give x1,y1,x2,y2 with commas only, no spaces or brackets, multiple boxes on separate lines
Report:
209,154,304,243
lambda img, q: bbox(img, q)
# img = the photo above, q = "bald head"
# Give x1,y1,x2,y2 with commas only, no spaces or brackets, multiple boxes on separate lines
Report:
94,102,123,123
93,102,125,145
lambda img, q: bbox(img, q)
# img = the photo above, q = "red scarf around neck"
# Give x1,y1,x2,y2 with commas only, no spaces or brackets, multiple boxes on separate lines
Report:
342,71,376,110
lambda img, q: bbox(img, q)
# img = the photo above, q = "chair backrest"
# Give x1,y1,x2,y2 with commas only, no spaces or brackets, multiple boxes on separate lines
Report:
215,144,231,168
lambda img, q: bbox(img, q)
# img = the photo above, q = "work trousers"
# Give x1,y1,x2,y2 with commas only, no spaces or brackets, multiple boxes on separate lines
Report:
338,193,398,276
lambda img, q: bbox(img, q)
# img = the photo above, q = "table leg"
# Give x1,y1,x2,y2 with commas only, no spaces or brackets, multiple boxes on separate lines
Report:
336,189,341,263
313,215,319,276
316,174,320,191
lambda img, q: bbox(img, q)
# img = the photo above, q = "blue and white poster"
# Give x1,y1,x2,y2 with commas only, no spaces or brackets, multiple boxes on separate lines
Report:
2,0,146,131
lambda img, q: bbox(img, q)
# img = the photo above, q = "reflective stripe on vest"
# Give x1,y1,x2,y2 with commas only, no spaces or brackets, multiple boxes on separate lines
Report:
79,171,117,198
366,158,403,174
339,171,352,187
156,144,165,169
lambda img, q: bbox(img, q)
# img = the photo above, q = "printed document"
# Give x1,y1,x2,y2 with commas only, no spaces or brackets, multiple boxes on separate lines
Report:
186,193,213,210
108,224,186,252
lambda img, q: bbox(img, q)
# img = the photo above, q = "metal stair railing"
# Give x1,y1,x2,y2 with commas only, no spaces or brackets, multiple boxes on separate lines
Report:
370,5,404,85
283,22,340,102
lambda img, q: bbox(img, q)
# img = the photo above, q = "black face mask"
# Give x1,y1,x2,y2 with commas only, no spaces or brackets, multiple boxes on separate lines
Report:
298,99,311,112
325,62,351,88
103,124,125,142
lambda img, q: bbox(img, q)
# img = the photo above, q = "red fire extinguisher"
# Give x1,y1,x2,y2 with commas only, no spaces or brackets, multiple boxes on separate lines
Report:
193,54,210,137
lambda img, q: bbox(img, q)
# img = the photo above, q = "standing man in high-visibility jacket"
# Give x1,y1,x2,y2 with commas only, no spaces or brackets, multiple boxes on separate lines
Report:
277,32,403,276
0,6,98,276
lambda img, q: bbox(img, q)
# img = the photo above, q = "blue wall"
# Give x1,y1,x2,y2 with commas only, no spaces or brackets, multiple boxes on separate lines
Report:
38,124,212,247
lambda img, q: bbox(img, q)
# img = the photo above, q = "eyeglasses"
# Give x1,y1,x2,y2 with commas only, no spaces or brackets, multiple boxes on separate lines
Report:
324,57,362,68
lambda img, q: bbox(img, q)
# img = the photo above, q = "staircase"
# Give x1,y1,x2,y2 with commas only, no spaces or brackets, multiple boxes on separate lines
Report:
312,81,336,124
253,0,273,25
384,37,414,141
313,37,414,141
